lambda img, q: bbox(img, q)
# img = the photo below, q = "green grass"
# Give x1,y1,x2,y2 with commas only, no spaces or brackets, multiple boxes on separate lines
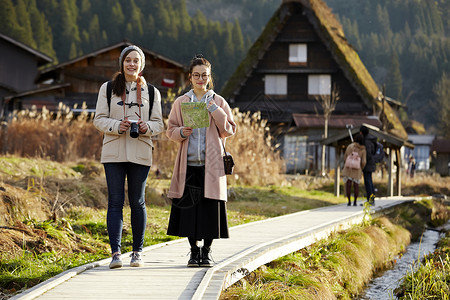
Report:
227,185,344,217
395,231,450,299
0,251,109,292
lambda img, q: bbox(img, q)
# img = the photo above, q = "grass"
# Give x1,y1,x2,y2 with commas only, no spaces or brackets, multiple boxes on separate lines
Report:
220,205,446,300
1,109,449,298
227,185,342,217
394,231,450,299
0,156,344,298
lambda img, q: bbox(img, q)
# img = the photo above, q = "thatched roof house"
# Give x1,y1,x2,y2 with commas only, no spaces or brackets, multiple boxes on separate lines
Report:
221,0,407,141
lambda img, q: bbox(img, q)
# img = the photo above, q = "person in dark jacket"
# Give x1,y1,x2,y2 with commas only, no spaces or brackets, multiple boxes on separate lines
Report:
360,126,376,205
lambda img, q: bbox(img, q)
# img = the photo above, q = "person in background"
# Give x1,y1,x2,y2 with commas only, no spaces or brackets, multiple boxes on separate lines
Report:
342,133,366,206
166,54,236,267
408,155,416,178
360,125,376,205
94,45,164,269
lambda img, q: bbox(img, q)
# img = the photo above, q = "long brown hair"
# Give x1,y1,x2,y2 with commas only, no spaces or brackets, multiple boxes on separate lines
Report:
188,54,214,90
111,48,136,96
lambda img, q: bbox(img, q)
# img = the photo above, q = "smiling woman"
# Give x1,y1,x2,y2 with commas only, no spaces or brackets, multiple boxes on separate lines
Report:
93,45,164,269
165,54,236,267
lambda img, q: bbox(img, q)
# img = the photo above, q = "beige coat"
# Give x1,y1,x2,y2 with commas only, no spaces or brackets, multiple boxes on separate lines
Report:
342,142,367,180
93,79,164,166
166,94,236,201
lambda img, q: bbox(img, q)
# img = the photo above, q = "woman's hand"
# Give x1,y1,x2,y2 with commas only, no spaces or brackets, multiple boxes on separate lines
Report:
181,127,193,137
119,119,131,133
138,120,148,133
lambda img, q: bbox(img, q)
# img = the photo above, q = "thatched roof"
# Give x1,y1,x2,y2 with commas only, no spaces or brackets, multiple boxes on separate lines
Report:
221,0,407,140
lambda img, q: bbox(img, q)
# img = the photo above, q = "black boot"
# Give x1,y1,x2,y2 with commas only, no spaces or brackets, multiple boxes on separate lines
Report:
187,247,200,267
199,246,212,267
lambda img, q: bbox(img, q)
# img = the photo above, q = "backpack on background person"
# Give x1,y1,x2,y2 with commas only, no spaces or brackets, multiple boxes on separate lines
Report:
345,151,361,169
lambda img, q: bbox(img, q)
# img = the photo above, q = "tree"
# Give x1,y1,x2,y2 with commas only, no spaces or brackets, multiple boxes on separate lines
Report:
26,0,56,60
15,0,37,48
0,0,23,41
433,73,450,138
385,50,403,101
315,84,340,176
53,0,81,60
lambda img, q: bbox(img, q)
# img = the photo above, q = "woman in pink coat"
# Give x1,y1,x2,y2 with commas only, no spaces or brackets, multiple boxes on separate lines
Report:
166,55,236,267
342,133,366,206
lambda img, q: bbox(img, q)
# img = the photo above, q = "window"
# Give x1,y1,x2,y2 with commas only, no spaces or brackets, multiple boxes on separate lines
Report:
289,44,307,65
308,75,331,95
265,75,287,95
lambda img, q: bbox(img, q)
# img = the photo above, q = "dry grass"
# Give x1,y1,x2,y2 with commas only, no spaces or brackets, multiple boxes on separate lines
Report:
221,216,412,300
0,104,102,162
0,105,285,186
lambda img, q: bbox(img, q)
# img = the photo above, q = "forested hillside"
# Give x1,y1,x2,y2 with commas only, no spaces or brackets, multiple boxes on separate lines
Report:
326,0,450,133
0,0,449,133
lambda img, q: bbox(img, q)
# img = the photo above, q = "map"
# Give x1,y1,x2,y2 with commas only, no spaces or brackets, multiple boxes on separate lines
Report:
181,102,210,129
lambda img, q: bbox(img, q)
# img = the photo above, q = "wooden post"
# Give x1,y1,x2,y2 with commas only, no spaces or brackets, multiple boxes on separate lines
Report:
387,147,394,197
396,149,402,196
334,148,340,196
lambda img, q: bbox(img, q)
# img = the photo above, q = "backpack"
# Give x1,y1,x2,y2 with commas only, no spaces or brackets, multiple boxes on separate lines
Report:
106,80,155,117
373,141,385,163
345,151,361,169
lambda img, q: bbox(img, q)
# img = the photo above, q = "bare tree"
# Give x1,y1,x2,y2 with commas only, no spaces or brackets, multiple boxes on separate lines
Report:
314,84,340,176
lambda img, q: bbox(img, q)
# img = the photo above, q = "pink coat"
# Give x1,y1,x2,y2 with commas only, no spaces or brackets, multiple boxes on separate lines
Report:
166,93,236,201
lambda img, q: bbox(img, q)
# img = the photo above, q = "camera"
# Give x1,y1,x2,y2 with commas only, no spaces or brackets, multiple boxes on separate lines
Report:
130,121,139,138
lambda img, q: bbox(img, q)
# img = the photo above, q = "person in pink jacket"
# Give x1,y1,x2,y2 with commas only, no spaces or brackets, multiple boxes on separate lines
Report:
166,55,236,267
94,45,164,269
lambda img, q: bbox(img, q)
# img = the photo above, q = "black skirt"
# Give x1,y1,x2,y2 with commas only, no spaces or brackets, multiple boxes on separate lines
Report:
167,165,229,239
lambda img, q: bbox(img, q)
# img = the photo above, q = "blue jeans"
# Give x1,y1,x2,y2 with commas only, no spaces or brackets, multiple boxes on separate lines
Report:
104,162,150,254
363,171,374,201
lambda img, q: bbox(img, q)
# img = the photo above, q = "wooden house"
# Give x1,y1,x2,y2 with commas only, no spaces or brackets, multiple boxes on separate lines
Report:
403,134,435,171
221,0,407,173
0,33,53,117
431,138,450,177
9,41,188,116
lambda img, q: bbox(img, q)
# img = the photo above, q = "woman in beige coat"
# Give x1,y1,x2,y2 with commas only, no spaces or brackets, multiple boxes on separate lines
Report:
166,55,236,267
94,45,164,269
342,133,366,206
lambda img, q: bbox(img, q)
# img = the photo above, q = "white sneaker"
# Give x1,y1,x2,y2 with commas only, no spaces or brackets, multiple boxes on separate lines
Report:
109,253,122,269
130,252,143,267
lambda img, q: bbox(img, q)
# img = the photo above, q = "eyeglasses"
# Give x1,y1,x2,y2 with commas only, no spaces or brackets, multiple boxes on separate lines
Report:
192,73,210,80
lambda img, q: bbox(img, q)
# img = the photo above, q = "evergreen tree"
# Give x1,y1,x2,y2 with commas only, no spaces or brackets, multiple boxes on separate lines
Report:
433,72,450,137
26,0,57,61
0,0,24,42
88,15,106,51
15,0,37,48
107,0,125,43
126,0,144,41
52,0,81,60
385,50,403,101
232,18,245,59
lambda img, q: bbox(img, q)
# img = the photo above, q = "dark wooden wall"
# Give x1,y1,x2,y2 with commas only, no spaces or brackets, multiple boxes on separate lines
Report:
0,39,42,94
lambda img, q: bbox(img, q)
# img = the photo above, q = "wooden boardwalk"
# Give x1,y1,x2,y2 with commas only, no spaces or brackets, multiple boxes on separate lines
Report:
11,196,420,300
